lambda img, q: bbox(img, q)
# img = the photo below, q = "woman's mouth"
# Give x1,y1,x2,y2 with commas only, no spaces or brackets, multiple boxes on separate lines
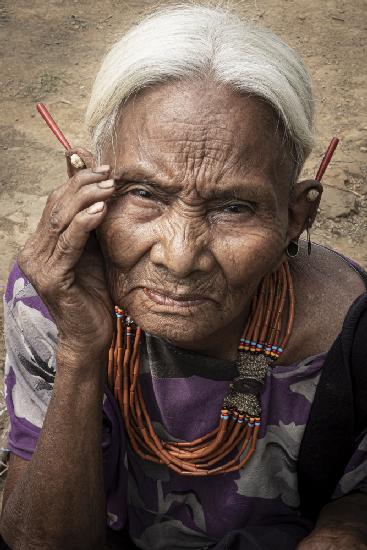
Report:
143,288,209,308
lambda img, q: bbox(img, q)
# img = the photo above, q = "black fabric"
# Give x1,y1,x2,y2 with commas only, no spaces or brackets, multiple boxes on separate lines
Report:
212,523,309,550
0,529,138,549
106,525,139,549
298,291,367,520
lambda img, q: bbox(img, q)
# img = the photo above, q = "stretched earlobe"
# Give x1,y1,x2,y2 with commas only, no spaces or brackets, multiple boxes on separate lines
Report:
287,180,322,252
306,216,312,255
286,240,299,258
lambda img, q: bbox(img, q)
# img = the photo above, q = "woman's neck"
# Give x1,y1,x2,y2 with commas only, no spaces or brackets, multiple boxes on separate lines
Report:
167,306,251,361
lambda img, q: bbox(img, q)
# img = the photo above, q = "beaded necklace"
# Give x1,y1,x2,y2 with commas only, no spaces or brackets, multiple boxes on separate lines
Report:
107,261,295,476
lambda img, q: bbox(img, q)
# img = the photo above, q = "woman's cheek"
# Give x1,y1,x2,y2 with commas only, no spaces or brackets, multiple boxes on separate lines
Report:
212,224,284,286
98,200,159,269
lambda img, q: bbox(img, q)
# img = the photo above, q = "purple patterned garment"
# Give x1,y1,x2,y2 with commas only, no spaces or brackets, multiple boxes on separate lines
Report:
3,261,367,550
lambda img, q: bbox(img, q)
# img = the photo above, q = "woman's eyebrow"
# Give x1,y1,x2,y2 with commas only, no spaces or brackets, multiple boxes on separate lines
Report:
208,182,274,202
112,171,154,184
112,170,181,192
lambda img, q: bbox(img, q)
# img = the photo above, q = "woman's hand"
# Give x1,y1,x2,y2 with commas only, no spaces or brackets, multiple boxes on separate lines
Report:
297,527,367,550
17,147,116,364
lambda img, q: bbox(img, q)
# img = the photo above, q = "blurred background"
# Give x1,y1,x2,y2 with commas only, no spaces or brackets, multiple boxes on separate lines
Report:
0,0,366,497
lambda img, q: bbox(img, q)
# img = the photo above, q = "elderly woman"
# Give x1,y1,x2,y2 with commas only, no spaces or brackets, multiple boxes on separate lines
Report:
1,5,367,550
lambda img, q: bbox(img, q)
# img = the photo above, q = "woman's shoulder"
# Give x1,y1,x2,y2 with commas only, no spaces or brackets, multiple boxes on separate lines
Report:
294,240,367,300
4,262,56,351
281,240,367,366
4,262,52,318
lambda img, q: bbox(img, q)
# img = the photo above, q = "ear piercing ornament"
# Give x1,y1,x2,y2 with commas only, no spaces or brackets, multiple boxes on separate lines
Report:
306,189,320,202
36,103,86,169
306,217,312,256
70,153,85,169
300,137,341,258
286,240,299,258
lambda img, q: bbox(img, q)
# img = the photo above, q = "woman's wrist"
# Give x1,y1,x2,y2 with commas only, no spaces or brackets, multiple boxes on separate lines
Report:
56,340,109,385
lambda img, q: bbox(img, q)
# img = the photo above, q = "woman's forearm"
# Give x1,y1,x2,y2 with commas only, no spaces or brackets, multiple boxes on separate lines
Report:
298,492,367,548
315,492,367,540
0,346,107,550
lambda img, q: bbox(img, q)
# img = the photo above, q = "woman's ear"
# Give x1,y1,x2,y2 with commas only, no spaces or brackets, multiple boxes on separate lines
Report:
65,147,97,178
287,179,323,242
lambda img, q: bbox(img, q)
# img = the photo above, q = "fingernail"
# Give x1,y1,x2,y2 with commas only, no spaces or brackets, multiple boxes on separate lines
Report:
97,179,114,189
93,165,110,173
87,202,105,214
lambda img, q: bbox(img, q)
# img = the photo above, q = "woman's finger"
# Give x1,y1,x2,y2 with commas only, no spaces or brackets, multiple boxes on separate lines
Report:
65,165,111,193
49,178,115,235
45,165,112,225
18,161,113,278
20,201,109,313
51,201,108,271
37,167,109,231
40,180,115,262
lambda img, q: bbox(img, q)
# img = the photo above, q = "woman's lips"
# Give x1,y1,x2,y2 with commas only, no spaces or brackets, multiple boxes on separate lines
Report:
143,288,208,308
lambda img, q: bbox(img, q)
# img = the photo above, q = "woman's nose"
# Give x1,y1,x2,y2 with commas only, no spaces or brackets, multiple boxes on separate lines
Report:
149,217,215,279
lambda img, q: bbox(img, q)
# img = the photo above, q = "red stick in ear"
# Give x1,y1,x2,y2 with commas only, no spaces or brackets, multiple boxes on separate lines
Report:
36,103,72,151
315,137,339,182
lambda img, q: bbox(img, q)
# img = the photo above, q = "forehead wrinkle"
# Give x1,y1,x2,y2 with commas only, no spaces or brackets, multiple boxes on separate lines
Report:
113,83,293,204
153,117,233,137
153,126,239,189
143,121,281,191
112,156,278,209
114,139,278,201
112,128,283,205
146,127,235,162
147,97,280,163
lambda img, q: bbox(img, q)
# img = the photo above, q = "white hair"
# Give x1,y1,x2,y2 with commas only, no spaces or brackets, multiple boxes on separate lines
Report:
86,3,314,180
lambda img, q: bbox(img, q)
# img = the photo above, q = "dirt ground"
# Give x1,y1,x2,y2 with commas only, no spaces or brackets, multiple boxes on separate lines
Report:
0,0,366,492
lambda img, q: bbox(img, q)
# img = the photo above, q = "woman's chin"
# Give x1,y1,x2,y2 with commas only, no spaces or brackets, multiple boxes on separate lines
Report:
119,288,220,341
132,312,218,346
127,307,224,347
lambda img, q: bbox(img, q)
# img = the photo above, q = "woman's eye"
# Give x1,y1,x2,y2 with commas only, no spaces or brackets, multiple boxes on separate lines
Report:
129,188,153,199
222,203,253,214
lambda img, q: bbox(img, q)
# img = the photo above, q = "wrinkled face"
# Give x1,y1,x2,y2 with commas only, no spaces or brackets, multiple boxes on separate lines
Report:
98,80,294,355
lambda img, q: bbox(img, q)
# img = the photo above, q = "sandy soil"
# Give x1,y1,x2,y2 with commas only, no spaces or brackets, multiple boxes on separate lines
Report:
0,0,366,492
